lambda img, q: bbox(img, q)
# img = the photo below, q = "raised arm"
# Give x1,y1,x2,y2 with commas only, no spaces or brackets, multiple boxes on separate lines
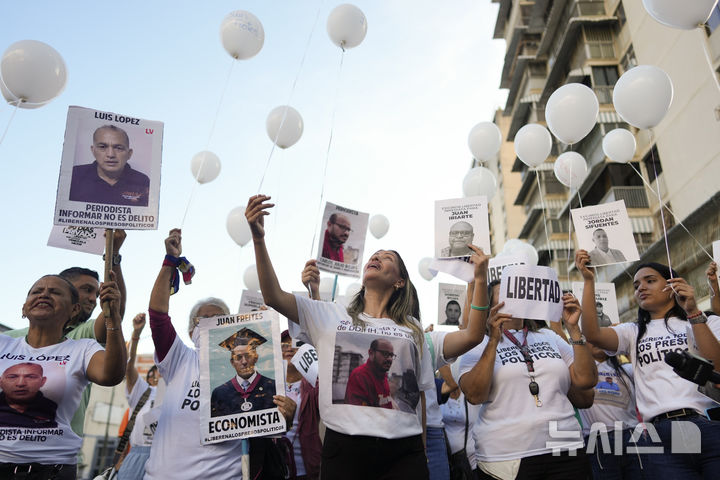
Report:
575,250,619,351
126,313,146,391
563,293,598,389
441,245,489,359
707,262,720,317
147,229,182,361
86,277,127,386
95,229,127,343
246,195,299,322
459,302,508,404
666,276,720,369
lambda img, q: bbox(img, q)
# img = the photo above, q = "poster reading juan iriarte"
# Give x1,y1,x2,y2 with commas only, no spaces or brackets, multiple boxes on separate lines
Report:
53,106,163,230
198,310,286,444
570,200,638,267
435,196,491,259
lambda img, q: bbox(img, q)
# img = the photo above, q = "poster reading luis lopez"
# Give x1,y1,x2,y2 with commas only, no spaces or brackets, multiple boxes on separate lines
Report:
53,106,163,230
198,310,286,444
316,201,369,278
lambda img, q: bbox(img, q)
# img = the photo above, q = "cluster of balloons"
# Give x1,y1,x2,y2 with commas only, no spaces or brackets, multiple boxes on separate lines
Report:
1,40,67,109
463,122,501,199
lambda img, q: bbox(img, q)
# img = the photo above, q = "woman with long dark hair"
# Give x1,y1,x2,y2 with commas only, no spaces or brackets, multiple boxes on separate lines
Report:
576,249,720,478
246,195,434,479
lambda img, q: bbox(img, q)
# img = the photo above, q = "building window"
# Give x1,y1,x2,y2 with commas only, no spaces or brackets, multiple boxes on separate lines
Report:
584,25,615,58
643,145,662,178
621,45,638,71
592,65,619,103
634,232,654,254
615,3,627,29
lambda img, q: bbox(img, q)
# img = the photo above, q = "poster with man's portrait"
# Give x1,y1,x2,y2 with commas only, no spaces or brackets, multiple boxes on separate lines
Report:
47,225,105,254
570,200,638,267
0,361,63,430
332,331,421,414
198,310,285,444
239,289,265,313
316,201,369,278
438,283,467,326
571,282,620,327
435,196,491,259
54,106,163,230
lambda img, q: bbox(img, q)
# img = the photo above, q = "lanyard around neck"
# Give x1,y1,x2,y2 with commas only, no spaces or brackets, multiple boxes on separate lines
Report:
502,326,534,373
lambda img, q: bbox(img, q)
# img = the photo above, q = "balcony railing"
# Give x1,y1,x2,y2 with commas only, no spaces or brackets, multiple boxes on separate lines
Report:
593,85,613,104
600,186,650,208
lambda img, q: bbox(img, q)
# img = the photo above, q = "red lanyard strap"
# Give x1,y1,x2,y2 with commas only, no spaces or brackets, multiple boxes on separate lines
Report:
502,327,535,373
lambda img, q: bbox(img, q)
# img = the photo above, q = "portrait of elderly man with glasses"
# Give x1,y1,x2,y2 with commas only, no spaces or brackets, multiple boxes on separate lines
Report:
441,221,475,257
344,338,396,409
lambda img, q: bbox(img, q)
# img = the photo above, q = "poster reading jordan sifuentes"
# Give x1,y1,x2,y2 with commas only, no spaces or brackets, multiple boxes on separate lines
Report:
54,106,163,230
570,200,638,267
198,310,285,444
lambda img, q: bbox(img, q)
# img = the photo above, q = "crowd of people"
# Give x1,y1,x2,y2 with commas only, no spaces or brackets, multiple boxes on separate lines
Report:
0,195,718,479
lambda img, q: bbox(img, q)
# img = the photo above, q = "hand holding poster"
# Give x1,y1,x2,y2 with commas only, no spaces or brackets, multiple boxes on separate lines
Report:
54,106,163,230
199,310,286,444
316,201,369,278
571,282,619,327
47,225,105,254
435,196,491,259
438,283,467,326
570,200,638,267
498,265,563,322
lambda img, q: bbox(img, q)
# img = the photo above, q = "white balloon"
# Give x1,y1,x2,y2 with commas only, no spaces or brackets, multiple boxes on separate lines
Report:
191,151,221,184
226,206,251,246
319,277,336,295
545,83,599,144
0,40,67,108
327,4,368,49
368,214,390,239
554,152,588,189
467,122,502,162
642,0,718,30
220,10,265,60
462,167,497,198
418,257,436,281
613,65,673,129
265,105,304,149
345,282,362,298
243,265,260,291
514,124,552,167
513,242,540,266
602,129,636,163
502,238,524,253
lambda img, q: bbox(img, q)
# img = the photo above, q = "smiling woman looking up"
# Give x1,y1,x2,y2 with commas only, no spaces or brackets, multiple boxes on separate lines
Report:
246,194,433,480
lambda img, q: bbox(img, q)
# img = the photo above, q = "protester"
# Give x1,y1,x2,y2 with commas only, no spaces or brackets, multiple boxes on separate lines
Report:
246,194,434,479
281,330,321,480
116,313,161,480
459,279,597,479
0,274,126,479
576,250,720,477
144,229,297,479
707,261,720,316
578,341,642,479
4,230,127,437
440,365,480,478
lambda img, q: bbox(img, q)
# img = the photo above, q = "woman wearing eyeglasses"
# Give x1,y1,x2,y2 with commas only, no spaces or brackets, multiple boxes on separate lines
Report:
247,195,434,479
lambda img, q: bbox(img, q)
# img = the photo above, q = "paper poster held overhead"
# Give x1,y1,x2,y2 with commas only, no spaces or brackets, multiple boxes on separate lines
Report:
571,200,639,267
499,265,563,323
316,201,369,278
435,196,491,259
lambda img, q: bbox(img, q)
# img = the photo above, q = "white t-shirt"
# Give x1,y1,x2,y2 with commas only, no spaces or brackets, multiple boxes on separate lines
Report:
458,329,582,461
426,330,453,429
126,377,158,447
578,360,637,436
0,336,102,464
609,315,720,421
441,392,480,469
144,335,244,479
295,294,434,438
283,379,305,476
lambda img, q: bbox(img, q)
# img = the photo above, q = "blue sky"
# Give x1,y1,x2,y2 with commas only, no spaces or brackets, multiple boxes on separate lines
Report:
1,1,507,351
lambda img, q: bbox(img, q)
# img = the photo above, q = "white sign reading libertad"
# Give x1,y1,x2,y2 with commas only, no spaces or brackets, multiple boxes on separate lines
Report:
54,105,163,230
498,265,563,322
571,200,638,267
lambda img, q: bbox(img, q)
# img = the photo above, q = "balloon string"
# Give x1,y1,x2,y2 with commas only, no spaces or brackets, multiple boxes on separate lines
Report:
699,29,720,93
309,49,346,257
257,0,325,194
565,154,575,275
180,59,236,228
648,136,673,276
628,163,713,262
535,170,553,262
0,99,21,147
